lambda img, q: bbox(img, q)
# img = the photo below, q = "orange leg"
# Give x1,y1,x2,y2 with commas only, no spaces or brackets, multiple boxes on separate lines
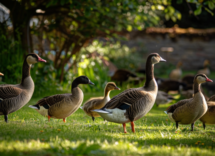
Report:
123,123,127,133
63,118,66,123
48,115,51,122
131,121,135,133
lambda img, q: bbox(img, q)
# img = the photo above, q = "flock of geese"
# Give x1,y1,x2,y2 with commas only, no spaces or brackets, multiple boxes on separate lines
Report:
0,53,215,133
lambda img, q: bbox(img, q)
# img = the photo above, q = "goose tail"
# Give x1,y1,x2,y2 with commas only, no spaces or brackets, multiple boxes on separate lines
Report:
92,109,110,114
29,105,39,110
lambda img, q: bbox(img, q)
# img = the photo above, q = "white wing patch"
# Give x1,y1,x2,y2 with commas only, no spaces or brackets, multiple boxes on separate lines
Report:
167,113,175,122
97,108,129,123
36,106,48,117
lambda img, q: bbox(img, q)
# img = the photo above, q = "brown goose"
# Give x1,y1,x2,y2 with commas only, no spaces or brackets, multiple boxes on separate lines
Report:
29,76,94,122
0,53,46,122
182,75,194,90
0,72,3,76
165,74,213,131
158,79,187,94
93,53,166,133
199,101,215,129
169,61,182,81
199,94,215,129
81,82,120,121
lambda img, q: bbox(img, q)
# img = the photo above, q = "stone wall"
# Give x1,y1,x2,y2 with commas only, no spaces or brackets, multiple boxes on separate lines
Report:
121,32,215,70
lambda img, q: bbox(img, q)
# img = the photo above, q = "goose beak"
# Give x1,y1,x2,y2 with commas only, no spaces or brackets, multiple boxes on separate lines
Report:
160,57,166,62
206,78,213,82
88,81,94,85
38,56,47,63
0,72,3,76
115,86,120,90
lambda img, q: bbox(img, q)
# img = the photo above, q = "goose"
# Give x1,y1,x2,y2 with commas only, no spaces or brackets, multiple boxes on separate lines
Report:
169,61,182,81
111,69,138,86
155,91,174,106
199,100,215,129
182,75,194,90
81,82,120,121
158,80,187,94
29,76,94,122
164,74,213,131
0,72,3,76
197,60,210,76
93,53,166,133
0,53,46,122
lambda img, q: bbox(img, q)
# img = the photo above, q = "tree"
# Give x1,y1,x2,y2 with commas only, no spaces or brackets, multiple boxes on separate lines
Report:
1,0,215,82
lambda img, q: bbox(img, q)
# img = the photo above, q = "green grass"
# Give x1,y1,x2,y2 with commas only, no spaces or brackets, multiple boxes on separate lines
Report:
1,90,215,156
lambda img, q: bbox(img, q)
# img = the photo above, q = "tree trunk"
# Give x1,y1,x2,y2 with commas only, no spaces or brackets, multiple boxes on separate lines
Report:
1,0,33,54
60,64,65,83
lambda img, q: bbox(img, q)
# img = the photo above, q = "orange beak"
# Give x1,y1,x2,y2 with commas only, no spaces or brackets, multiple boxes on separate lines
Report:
0,72,4,76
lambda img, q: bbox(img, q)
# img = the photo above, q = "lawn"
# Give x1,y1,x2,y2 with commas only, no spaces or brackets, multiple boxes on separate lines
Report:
0,90,215,156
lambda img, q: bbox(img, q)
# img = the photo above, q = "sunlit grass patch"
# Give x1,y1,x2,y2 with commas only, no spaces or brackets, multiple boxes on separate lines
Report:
0,92,215,155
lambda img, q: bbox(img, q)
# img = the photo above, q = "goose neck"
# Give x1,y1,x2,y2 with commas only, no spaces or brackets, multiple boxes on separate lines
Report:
72,79,79,90
193,81,201,94
21,59,31,85
104,87,111,99
144,59,154,88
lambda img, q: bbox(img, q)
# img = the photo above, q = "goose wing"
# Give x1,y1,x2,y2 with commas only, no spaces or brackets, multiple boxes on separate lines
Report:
0,85,22,99
83,98,103,112
104,88,146,110
35,94,66,109
166,99,191,113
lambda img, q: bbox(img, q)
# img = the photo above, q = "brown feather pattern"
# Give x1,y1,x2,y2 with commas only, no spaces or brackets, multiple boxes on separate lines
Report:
104,88,154,121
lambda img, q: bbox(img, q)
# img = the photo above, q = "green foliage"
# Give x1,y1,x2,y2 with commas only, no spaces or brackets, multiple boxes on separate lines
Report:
0,23,23,84
32,60,63,98
82,40,143,72
66,56,111,93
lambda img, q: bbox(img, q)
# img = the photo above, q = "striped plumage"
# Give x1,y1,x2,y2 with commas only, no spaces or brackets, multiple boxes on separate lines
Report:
29,76,94,122
81,82,120,121
0,54,46,122
165,74,213,131
93,53,166,133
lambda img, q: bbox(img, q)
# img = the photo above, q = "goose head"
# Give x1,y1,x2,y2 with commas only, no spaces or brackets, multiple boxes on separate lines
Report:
26,53,46,66
195,74,213,84
106,82,120,91
0,72,3,76
149,53,166,65
75,76,94,85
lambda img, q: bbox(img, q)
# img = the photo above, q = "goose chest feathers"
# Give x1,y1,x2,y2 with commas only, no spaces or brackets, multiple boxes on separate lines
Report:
29,76,94,122
93,53,166,133
165,74,213,131
81,82,120,121
0,54,46,122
